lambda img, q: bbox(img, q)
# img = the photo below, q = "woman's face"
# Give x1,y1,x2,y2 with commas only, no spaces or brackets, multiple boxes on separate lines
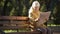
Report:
34,5,39,11
33,2,40,11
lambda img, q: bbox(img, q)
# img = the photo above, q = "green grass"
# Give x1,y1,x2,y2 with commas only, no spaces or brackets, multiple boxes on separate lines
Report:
4,30,30,33
4,28,31,33
3,24,60,33
4,30,17,33
47,24,60,26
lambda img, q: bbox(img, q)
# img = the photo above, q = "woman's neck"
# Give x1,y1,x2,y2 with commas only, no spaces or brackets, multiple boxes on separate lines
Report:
33,9,39,12
32,7,39,12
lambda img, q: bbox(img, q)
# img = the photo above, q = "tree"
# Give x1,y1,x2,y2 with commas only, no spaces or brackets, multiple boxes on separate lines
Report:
54,0,60,25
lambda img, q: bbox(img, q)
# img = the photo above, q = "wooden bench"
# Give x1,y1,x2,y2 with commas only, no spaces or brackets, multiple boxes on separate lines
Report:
0,16,41,34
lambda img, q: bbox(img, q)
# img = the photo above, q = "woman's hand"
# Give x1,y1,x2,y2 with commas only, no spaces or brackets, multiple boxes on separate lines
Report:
35,18,39,21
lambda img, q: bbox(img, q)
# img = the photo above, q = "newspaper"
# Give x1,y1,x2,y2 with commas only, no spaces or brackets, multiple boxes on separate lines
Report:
37,11,51,24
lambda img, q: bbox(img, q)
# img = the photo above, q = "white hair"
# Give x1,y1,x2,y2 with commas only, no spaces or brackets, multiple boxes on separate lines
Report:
29,1,40,13
32,1,40,8
28,1,40,18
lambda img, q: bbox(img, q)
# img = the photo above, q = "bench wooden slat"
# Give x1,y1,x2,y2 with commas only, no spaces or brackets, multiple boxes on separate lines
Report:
0,26,29,30
0,21,29,24
0,16,16,20
6,32,41,34
0,16,28,20
0,21,9,24
16,16,29,20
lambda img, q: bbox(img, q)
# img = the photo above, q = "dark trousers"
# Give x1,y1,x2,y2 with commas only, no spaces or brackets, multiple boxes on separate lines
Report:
36,28,53,34
47,28,53,34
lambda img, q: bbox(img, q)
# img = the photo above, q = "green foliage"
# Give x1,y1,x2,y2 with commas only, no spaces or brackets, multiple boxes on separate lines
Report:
22,6,27,16
0,0,60,24
40,4,46,12
0,0,4,7
10,8,15,16
0,0,46,16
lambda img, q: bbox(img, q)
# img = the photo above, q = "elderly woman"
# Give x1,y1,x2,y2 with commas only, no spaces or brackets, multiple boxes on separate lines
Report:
28,1,52,34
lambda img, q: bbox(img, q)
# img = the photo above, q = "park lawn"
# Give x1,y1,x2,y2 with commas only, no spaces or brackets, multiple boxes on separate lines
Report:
4,28,30,33
3,24,60,33
47,24,60,26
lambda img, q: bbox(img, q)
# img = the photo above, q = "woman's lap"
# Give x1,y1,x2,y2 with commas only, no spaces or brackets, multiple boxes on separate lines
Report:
36,28,53,34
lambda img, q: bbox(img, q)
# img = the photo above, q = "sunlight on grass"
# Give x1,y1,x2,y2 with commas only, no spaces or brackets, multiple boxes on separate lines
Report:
3,24,60,33
4,30,17,33
47,24,60,26
4,28,30,33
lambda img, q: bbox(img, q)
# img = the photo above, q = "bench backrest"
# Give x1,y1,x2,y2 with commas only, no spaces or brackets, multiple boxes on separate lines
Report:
0,16,29,30
0,16,41,34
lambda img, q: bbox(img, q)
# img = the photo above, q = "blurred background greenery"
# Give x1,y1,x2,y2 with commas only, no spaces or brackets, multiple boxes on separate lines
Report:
0,0,60,25
0,0,60,33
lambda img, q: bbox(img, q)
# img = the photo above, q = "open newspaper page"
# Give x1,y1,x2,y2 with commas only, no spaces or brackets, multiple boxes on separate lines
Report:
37,11,51,25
